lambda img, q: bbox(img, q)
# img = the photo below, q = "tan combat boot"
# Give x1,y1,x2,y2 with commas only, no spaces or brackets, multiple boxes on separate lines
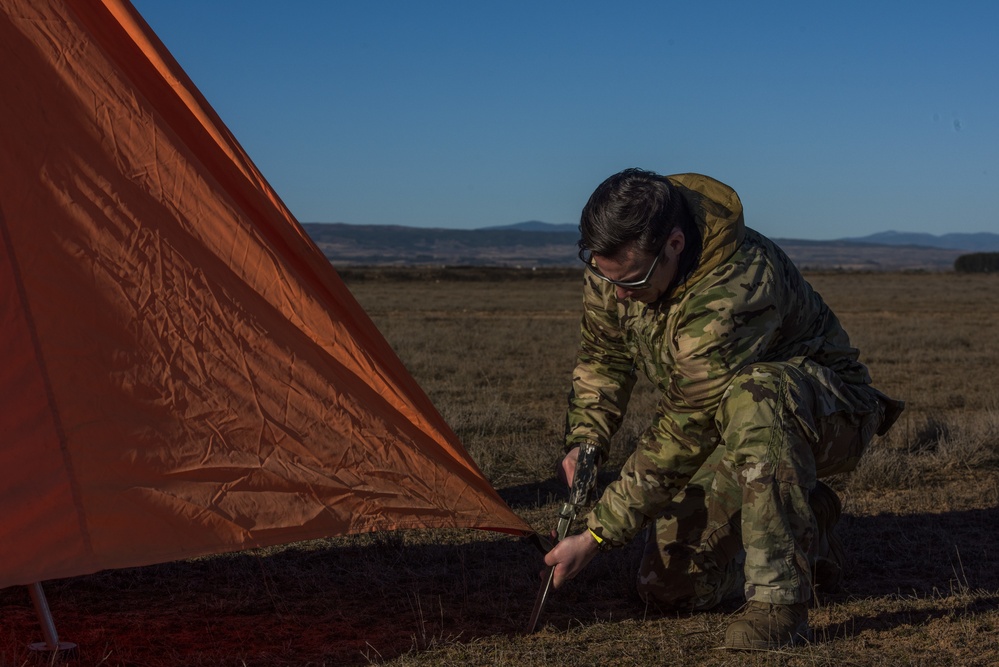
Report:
723,601,810,650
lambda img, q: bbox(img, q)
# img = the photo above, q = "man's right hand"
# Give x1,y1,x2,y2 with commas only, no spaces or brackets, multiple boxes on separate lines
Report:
558,445,580,488
543,530,600,588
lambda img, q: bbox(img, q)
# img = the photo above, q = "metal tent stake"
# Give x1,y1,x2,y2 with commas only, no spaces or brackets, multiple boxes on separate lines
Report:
28,582,77,653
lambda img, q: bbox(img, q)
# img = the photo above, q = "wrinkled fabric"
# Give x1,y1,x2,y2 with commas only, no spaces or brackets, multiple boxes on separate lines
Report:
0,0,529,590
636,361,883,607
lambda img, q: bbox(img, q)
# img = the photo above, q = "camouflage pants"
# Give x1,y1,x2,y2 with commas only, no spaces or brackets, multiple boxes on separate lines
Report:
636,359,884,609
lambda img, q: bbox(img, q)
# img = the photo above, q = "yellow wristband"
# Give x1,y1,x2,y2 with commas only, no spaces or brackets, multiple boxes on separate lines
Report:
588,528,604,545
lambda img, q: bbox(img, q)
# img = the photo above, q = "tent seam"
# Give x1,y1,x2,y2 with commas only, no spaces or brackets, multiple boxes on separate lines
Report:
0,203,95,560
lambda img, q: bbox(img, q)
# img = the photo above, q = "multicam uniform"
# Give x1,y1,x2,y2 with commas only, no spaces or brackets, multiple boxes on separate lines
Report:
565,173,895,608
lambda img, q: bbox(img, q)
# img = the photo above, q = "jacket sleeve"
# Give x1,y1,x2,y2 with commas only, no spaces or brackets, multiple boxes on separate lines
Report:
587,258,784,547
563,274,638,458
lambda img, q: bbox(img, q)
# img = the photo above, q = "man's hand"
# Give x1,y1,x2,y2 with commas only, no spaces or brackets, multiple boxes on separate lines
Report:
543,530,600,588
558,445,580,488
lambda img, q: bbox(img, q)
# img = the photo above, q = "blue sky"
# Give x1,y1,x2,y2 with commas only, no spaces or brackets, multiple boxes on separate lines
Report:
131,1,997,240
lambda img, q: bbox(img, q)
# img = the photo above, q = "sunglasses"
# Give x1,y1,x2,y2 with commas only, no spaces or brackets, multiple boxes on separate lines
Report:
578,244,665,290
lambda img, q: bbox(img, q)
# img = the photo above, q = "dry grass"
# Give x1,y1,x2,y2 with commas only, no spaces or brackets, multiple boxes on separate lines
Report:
2,269,997,666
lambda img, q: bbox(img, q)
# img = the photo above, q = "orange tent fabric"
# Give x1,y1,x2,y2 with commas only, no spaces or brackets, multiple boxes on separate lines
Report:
0,0,531,590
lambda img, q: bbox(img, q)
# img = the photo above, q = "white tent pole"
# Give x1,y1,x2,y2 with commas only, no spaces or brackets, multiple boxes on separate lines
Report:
28,582,76,653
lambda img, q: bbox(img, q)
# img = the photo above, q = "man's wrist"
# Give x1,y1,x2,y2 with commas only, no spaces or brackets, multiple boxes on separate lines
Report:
586,525,613,551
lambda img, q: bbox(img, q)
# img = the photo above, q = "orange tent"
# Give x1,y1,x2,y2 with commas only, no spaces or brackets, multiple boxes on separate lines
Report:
0,0,531,590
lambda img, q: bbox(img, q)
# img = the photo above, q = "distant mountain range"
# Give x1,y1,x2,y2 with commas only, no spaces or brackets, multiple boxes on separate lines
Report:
478,220,575,233
479,223,999,251
302,222,998,271
834,230,999,251
301,222,579,268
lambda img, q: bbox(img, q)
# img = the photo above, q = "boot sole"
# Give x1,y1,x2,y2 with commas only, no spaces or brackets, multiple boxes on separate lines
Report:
722,627,812,651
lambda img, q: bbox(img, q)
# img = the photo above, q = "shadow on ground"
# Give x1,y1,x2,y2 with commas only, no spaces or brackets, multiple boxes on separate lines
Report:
2,502,997,664
839,507,999,598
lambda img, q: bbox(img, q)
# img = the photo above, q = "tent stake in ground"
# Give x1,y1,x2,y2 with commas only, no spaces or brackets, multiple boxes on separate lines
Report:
27,582,76,654
526,442,601,633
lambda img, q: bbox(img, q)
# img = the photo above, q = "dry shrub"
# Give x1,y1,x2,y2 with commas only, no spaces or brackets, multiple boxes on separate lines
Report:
922,408,999,471
846,436,916,492
847,408,999,495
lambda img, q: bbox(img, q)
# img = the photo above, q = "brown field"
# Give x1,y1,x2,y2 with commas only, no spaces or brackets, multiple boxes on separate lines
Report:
2,269,998,666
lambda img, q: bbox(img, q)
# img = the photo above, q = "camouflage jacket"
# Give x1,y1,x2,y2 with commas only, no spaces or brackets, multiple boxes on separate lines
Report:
564,173,872,548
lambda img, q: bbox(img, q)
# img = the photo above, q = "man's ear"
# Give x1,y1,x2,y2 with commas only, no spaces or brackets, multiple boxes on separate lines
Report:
667,226,685,255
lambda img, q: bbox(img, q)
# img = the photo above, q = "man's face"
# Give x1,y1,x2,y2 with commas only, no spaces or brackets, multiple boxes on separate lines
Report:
592,228,686,304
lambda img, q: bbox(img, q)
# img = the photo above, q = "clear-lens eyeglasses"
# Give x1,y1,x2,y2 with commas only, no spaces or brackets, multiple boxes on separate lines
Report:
578,246,663,290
